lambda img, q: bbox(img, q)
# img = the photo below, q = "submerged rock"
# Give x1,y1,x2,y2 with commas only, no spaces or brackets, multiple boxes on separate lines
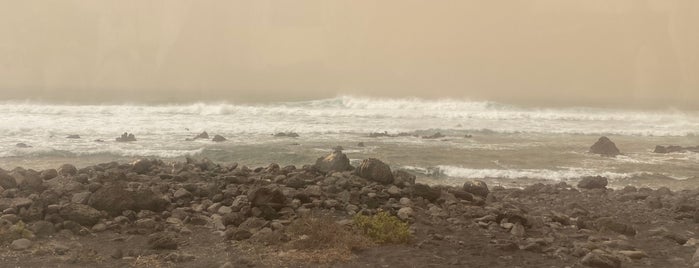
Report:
273,132,299,138
15,143,31,148
212,135,227,142
422,132,445,139
589,136,620,156
66,135,81,139
654,145,699,154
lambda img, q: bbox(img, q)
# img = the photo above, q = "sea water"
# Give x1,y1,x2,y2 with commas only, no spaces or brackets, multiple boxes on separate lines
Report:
1,96,698,189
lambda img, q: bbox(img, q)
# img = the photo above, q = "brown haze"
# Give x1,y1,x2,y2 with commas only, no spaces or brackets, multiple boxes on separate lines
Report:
0,1,698,108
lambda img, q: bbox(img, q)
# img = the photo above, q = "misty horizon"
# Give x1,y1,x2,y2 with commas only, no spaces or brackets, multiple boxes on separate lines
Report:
1,1,698,109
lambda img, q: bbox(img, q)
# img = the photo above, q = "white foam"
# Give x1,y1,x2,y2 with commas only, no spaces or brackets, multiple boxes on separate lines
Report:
406,165,669,181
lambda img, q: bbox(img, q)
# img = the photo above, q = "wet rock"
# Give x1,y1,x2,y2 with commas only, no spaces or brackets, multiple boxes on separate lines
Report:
10,238,32,251
357,142,365,147
194,131,209,139
580,250,621,268
355,158,394,184
147,232,178,250
393,170,416,187
577,176,608,189
131,159,156,175
0,170,18,189
413,183,440,202
57,164,78,176
422,132,445,139
212,135,227,142
589,136,621,157
66,135,81,139
40,169,58,180
314,148,353,173
16,143,31,148
274,132,299,138
59,203,102,226
463,180,489,197
654,145,699,154
116,132,137,142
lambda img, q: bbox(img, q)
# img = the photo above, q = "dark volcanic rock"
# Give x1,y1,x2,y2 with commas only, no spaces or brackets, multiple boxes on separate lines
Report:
59,203,102,226
0,169,18,189
15,143,31,148
66,135,81,139
131,159,155,175
413,183,441,202
392,170,416,187
355,158,394,184
314,148,353,173
194,131,209,139
589,136,621,156
273,132,299,138
595,217,636,236
212,135,227,142
57,164,78,176
116,132,137,142
577,176,608,189
40,169,58,180
88,184,169,215
463,180,490,197
248,186,286,210
422,132,445,139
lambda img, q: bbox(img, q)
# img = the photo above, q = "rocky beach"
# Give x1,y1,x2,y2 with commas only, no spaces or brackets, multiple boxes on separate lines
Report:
1,144,699,268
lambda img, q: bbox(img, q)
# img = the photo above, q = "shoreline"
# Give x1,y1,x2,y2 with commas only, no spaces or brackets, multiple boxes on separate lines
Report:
1,151,699,267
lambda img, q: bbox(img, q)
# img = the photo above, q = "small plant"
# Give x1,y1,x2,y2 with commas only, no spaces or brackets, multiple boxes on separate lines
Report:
353,211,411,244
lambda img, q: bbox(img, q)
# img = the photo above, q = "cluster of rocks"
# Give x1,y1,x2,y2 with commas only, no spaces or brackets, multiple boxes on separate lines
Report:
116,132,137,142
1,149,699,267
186,131,227,142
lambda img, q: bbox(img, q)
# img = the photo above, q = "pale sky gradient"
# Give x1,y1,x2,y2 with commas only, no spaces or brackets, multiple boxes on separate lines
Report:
0,1,698,108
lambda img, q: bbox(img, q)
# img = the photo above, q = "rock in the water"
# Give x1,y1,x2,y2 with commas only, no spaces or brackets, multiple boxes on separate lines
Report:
580,250,621,268
422,132,445,139
355,158,394,184
589,136,621,156
148,232,178,250
413,183,441,202
57,164,78,176
0,169,18,189
116,132,137,142
357,142,365,147
654,145,699,154
463,180,489,197
10,238,32,251
212,135,227,142
195,131,209,139
314,149,353,173
59,203,102,226
577,176,608,189
273,132,299,138
66,135,81,139
15,143,31,148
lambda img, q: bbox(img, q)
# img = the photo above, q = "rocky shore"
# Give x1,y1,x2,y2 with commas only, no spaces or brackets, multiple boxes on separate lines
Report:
1,149,699,267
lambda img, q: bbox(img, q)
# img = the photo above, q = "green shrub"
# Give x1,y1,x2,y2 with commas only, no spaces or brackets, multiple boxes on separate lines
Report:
353,212,411,244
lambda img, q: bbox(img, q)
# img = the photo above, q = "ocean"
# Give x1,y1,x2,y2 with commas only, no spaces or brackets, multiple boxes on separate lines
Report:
1,96,698,189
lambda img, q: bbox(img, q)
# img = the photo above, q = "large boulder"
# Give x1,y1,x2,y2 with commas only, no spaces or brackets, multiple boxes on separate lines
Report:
577,176,608,189
247,186,286,209
194,131,209,140
212,135,227,142
314,148,353,173
463,180,490,197
412,183,441,202
131,159,156,175
589,136,621,156
0,169,17,189
59,203,102,226
355,158,394,184
57,164,78,176
40,169,58,180
88,184,169,215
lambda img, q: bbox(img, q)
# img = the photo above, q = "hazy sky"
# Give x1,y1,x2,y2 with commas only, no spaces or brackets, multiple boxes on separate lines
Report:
0,1,698,108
